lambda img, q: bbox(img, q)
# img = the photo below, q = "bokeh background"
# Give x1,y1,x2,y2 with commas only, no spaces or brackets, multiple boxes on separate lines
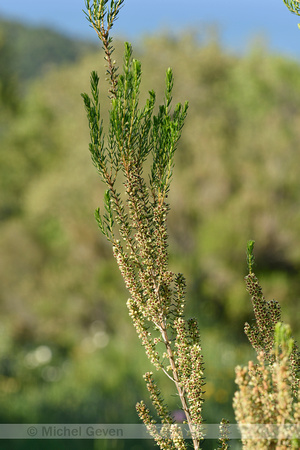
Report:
0,1,300,449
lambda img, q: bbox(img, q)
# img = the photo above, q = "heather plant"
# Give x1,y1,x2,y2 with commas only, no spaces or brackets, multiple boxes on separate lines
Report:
82,1,206,448
283,1,300,17
283,0,300,27
227,9,300,436
82,1,300,449
233,242,300,448
234,323,300,449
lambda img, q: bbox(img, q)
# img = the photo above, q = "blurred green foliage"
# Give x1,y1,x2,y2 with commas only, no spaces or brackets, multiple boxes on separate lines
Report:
0,18,97,83
0,20,300,449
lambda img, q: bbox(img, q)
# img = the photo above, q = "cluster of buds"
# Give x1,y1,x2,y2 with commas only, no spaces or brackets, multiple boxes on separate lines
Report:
234,261,300,449
244,272,300,393
234,346,300,449
244,272,282,363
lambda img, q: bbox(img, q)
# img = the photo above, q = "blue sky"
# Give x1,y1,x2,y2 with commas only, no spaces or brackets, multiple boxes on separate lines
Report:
0,0,299,60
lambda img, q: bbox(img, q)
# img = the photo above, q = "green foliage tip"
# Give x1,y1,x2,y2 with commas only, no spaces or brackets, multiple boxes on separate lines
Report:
282,0,300,27
274,322,294,358
246,239,255,274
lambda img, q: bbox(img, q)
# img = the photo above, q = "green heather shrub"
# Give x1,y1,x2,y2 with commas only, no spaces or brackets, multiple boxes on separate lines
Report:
82,1,300,448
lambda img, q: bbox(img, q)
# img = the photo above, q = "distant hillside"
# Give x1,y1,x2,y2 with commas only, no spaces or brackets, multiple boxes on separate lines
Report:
0,18,98,83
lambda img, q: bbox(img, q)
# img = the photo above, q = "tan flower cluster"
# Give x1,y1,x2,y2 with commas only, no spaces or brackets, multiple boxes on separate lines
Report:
234,321,300,449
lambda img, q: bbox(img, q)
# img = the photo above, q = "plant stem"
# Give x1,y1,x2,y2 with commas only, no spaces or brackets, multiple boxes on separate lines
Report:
160,322,200,449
